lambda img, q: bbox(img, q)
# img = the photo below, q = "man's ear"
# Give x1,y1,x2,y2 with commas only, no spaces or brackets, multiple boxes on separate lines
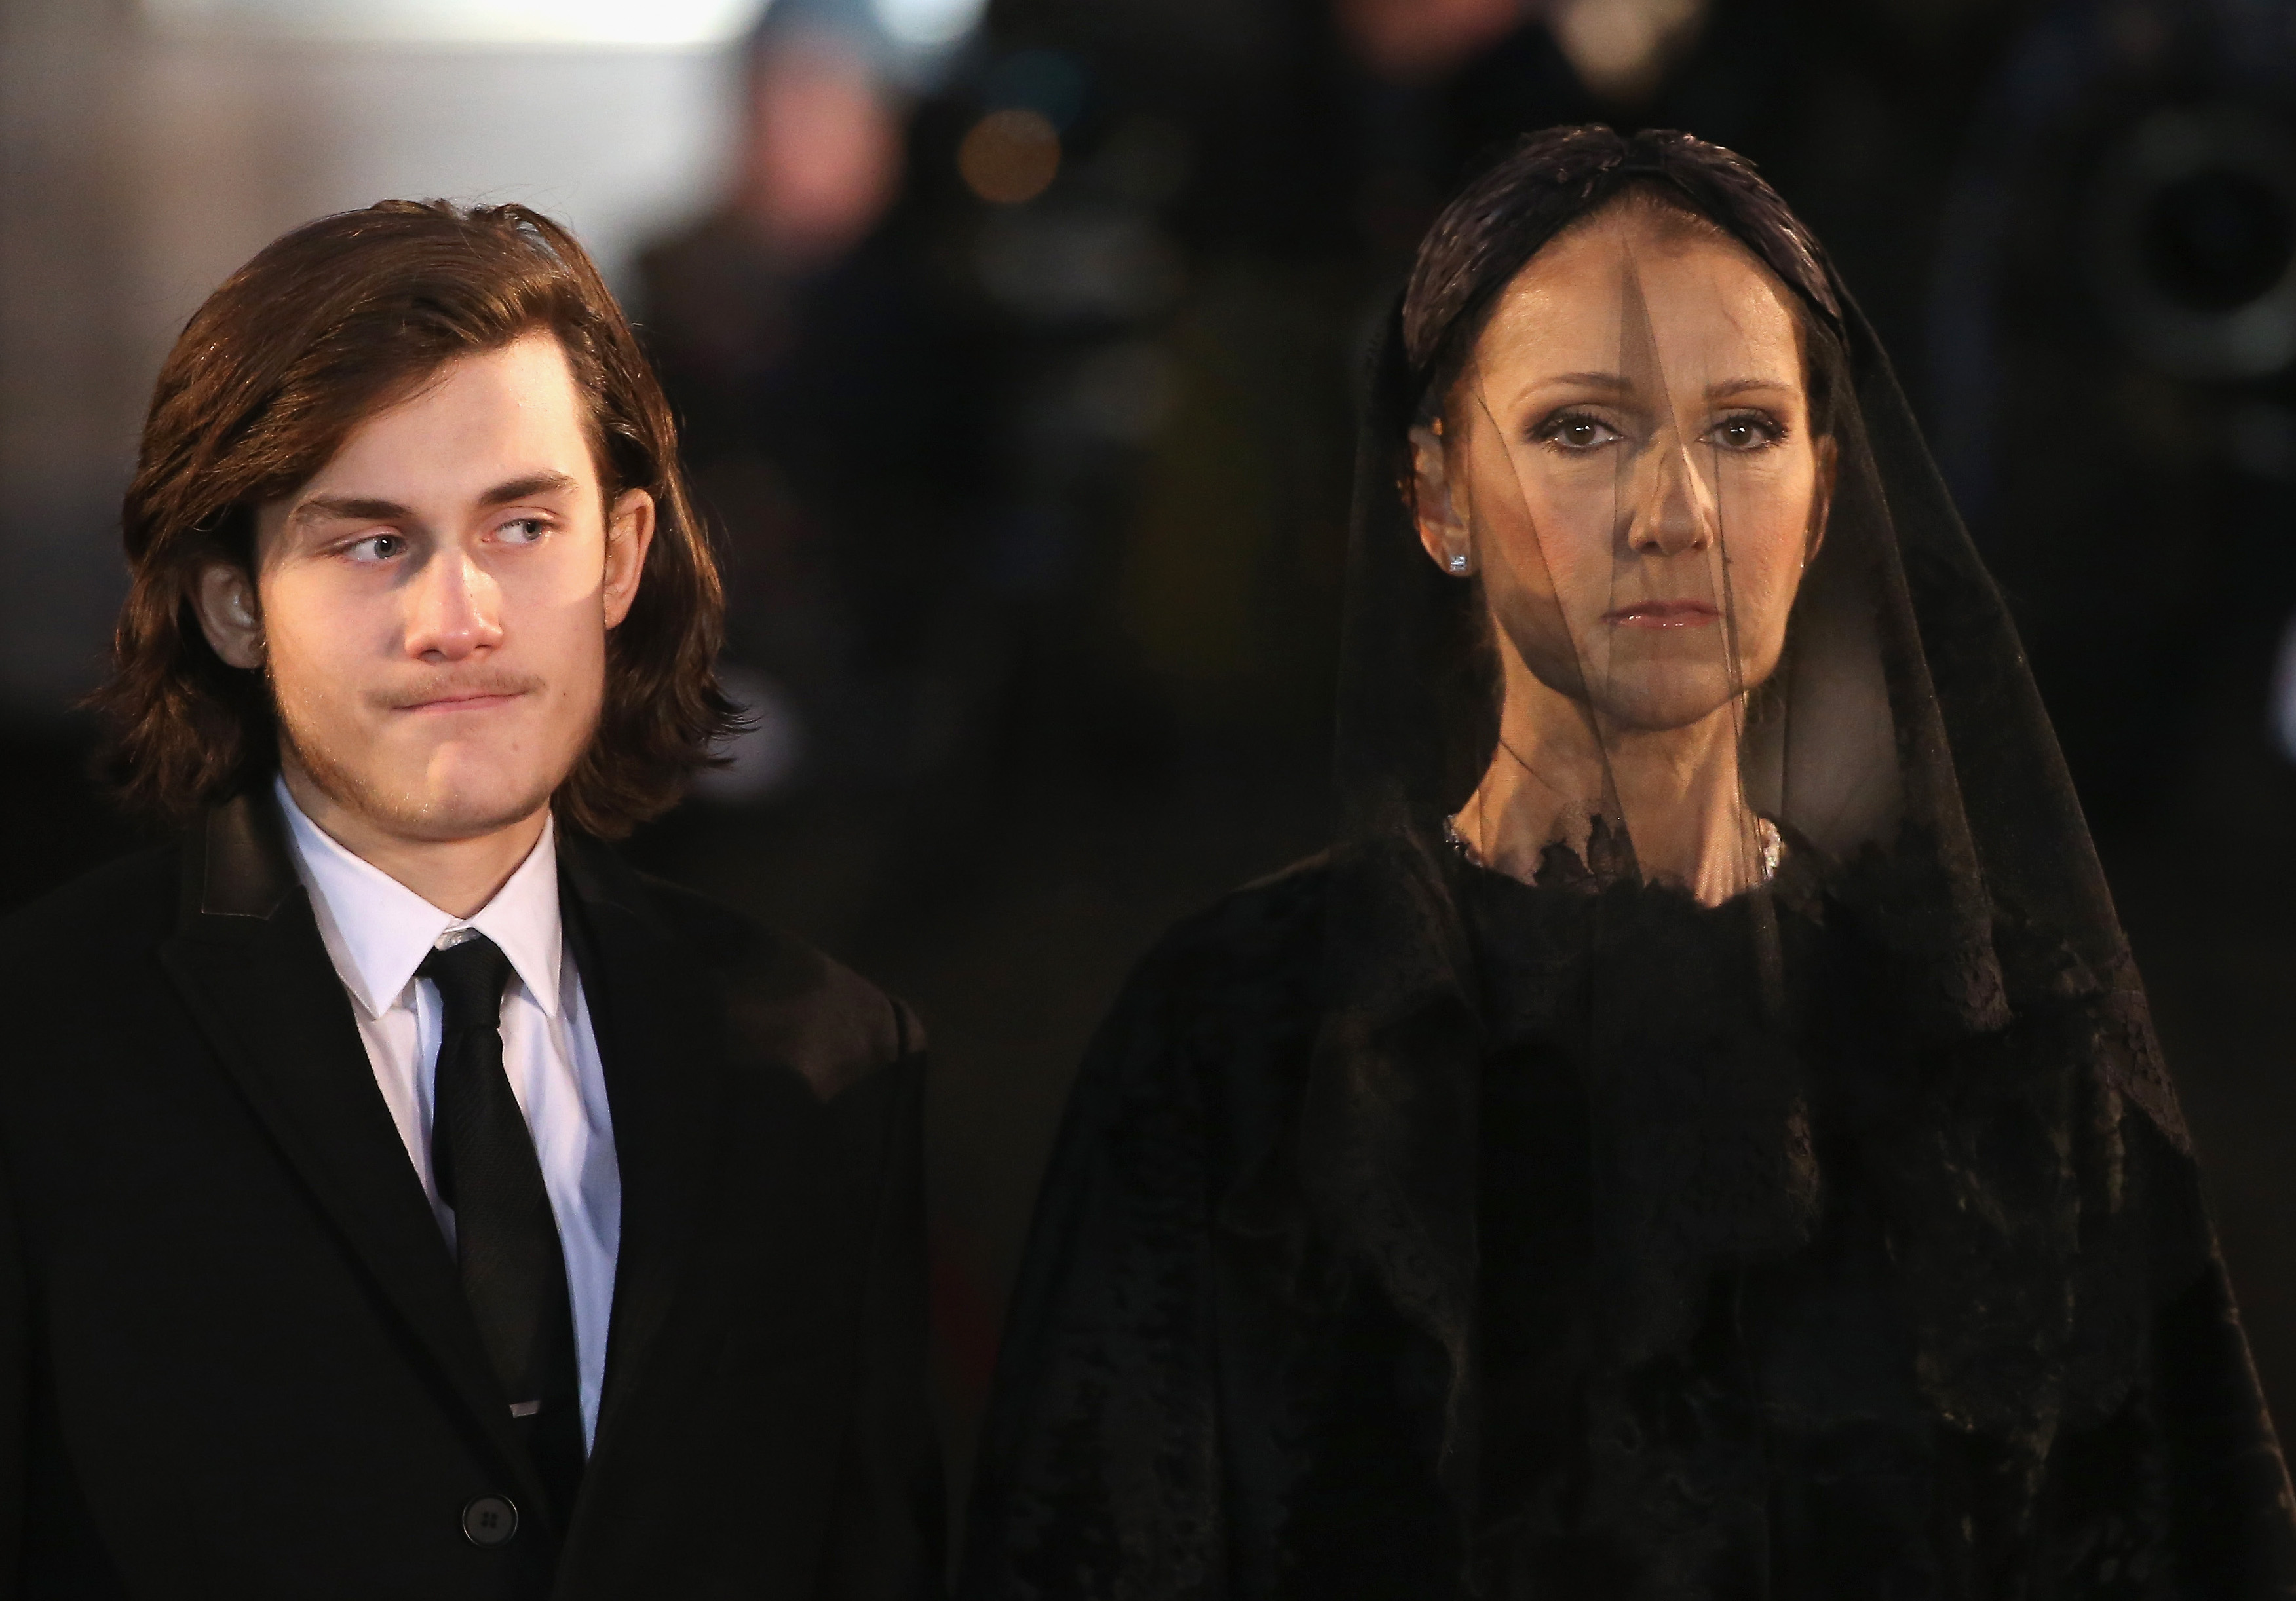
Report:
602,488,656,630
193,563,265,669
1410,421,1474,578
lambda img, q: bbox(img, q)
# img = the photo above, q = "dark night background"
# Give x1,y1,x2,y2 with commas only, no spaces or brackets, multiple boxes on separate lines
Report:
5,0,2296,1533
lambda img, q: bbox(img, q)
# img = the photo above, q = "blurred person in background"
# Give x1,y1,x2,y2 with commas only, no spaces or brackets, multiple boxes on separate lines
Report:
0,201,940,1599
964,128,2296,1598
638,0,1000,809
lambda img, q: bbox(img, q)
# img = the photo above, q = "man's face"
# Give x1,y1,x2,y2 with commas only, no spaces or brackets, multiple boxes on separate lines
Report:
224,331,652,843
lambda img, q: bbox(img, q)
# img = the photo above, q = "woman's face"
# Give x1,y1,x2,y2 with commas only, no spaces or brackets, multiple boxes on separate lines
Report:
1413,206,1831,733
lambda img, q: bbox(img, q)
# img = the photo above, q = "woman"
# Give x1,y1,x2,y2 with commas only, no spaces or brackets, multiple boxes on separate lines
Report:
961,127,2296,1597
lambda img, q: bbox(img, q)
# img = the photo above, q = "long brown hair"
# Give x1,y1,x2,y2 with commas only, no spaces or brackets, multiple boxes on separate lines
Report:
93,198,738,839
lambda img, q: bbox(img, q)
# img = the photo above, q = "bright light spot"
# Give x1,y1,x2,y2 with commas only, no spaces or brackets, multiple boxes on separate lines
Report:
871,0,987,48
1552,0,1706,102
142,0,769,47
959,109,1060,206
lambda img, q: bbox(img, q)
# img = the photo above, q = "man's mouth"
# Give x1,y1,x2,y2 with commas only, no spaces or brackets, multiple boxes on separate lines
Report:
388,678,541,713
401,692,521,713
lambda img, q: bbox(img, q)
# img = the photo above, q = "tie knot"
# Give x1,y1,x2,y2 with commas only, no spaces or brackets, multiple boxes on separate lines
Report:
418,933,513,1032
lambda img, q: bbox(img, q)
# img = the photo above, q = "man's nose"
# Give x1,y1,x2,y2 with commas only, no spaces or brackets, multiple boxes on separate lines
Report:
402,544,504,662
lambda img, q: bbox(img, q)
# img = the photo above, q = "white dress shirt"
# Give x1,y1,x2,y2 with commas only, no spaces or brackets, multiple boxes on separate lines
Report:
275,775,621,1449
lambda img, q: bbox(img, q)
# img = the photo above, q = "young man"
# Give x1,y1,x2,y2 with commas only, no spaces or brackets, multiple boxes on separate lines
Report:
0,202,940,1598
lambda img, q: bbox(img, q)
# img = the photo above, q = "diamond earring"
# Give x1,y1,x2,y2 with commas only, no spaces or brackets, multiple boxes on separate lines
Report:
1447,552,1469,574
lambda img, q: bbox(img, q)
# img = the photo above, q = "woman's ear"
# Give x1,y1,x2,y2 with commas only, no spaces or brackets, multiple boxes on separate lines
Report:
1410,421,1474,577
193,563,265,669
1805,434,1837,567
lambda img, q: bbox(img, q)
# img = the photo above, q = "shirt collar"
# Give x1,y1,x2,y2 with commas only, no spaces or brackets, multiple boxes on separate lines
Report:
275,773,564,1020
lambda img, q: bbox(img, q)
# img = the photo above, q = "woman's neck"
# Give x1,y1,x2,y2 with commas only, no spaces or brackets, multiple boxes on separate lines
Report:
1454,666,1759,906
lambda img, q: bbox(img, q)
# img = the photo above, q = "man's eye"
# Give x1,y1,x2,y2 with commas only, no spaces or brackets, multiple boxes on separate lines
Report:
345,533,404,564
497,517,548,546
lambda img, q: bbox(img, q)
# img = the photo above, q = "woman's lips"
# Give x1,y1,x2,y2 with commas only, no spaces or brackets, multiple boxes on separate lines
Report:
1604,599,1721,629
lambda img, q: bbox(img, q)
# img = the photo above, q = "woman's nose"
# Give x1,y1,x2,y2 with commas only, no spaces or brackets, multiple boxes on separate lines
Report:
1625,437,1717,557
403,546,505,662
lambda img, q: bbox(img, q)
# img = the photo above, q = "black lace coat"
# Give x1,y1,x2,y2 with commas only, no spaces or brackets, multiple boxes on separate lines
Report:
960,842,2296,1598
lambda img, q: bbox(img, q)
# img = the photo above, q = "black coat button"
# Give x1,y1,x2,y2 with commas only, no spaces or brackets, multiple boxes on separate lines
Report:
461,1496,519,1547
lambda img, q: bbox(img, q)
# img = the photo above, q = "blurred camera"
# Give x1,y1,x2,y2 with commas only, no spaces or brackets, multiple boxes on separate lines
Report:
2086,103,2296,380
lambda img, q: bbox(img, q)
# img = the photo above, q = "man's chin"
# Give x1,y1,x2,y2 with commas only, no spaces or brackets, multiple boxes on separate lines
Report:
288,744,560,844
387,789,558,844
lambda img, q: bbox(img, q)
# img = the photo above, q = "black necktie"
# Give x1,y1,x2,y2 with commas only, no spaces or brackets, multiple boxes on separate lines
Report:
421,933,585,1524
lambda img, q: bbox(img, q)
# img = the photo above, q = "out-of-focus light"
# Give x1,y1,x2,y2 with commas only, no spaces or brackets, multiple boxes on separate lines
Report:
1337,0,1523,85
141,0,768,47
959,109,1060,206
870,0,986,49
2272,610,2296,763
1552,0,1706,103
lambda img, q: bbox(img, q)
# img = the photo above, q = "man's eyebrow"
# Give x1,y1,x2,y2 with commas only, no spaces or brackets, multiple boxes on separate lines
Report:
288,471,579,527
476,470,579,508
292,494,410,526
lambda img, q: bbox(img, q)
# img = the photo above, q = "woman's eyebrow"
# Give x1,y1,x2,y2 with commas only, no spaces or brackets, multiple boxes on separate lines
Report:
1541,370,1633,392
1706,375,1794,400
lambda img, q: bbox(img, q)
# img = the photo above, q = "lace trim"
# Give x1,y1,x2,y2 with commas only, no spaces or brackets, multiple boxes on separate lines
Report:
1443,814,1784,884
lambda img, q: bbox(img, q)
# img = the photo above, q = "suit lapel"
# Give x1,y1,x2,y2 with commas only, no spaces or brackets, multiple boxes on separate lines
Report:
558,837,726,1460
157,793,551,1518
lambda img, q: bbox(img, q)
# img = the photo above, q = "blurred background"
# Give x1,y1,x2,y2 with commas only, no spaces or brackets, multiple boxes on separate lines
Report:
7,0,2296,1537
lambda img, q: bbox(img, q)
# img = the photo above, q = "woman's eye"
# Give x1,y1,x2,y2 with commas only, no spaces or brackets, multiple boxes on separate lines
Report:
1539,413,1624,452
496,517,549,546
344,533,404,565
1706,413,1782,451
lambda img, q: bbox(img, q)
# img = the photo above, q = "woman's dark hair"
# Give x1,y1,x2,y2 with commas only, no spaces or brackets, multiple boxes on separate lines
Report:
92,199,738,839
1400,126,1848,438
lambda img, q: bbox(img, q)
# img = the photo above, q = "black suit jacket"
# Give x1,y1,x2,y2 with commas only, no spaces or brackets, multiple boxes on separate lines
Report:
0,791,942,1599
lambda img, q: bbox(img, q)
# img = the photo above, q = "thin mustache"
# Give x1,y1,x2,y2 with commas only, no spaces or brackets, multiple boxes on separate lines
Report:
377,673,544,711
